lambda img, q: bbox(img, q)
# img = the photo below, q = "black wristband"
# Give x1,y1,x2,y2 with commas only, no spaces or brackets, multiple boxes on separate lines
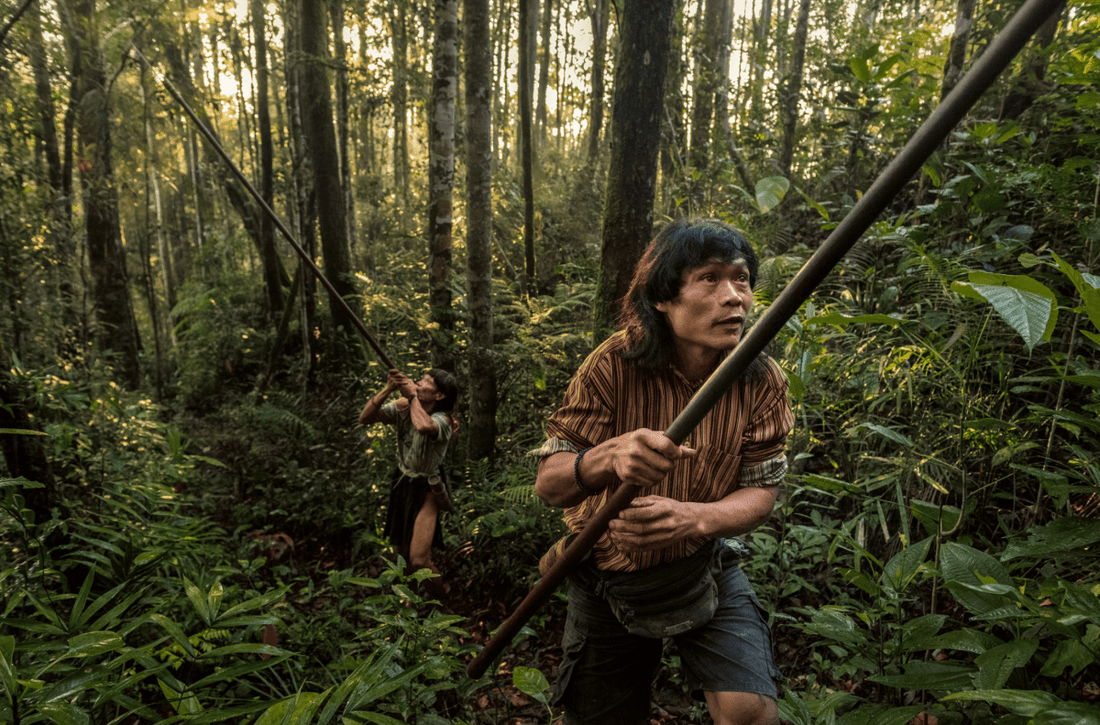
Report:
574,447,599,496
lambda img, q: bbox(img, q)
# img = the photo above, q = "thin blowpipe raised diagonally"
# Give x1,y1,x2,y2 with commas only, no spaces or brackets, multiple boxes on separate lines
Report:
465,0,1065,680
130,45,396,371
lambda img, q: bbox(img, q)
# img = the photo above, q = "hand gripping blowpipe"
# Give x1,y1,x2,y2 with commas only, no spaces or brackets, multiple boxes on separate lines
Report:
466,0,1065,680
131,45,396,371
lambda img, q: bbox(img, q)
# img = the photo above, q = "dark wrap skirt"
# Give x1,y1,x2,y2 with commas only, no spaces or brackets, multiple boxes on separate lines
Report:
382,468,444,552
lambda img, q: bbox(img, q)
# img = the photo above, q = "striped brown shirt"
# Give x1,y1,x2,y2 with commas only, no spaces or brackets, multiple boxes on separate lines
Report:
533,330,793,572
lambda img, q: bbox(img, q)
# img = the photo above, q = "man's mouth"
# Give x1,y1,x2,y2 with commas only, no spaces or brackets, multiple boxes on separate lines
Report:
715,316,744,327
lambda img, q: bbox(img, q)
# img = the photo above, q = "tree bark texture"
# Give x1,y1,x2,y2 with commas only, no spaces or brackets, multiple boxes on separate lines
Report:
536,0,554,144
465,0,498,461
252,0,283,317
519,0,537,293
586,0,610,163
429,0,458,368
940,0,977,100
62,0,143,388
300,0,356,341
390,0,410,223
778,0,812,179
330,0,358,257
596,0,676,338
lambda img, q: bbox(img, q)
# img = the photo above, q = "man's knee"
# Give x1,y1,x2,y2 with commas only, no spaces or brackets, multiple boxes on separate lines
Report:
706,691,779,725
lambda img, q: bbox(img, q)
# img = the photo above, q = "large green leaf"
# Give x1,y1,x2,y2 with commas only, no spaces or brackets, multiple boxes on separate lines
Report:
253,692,329,725
973,639,1039,690
942,689,1100,724
35,703,91,725
940,542,1016,617
882,536,932,594
837,705,924,725
953,272,1057,352
1002,518,1100,561
898,614,947,652
513,666,550,704
867,660,975,690
755,176,789,214
67,631,124,657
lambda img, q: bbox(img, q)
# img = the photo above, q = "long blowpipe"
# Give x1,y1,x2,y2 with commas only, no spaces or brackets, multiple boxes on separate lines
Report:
131,45,396,371
466,0,1064,679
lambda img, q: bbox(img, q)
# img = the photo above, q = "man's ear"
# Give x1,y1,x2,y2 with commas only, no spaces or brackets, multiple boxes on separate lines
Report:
655,300,669,313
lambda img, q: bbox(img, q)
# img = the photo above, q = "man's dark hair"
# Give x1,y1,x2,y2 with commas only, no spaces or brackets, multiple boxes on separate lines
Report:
618,218,759,370
427,368,458,413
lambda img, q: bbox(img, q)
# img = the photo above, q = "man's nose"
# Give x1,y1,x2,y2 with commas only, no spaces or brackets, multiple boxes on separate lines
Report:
721,281,740,305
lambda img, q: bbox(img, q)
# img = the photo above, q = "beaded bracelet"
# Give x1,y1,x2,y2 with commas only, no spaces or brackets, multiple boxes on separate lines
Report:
573,447,599,496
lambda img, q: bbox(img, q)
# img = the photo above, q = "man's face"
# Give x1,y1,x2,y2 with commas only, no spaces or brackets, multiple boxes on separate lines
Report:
416,374,445,405
655,258,754,361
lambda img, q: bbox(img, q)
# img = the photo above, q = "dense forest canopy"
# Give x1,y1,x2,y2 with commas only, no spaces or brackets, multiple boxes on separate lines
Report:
1,0,1098,722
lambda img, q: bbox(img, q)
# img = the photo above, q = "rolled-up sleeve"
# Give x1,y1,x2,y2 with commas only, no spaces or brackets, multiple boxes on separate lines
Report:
737,359,794,488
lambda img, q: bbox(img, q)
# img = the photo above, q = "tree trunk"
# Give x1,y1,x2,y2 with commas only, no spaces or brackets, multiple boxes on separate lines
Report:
998,0,1066,121
595,0,676,338
429,0,458,369
139,66,177,346
284,0,319,374
661,0,686,215
751,0,772,118
940,0,977,101
492,0,512,168
519,0,537,294
252,0,283,318
778,0,811,179
60,0,143,389
689,0,723,169
711,0,734,149
29,0,77,338
300,0,356,345
536,0,554,145
465,0,497,461
586,0,611,164
390,0,410,225
330,0,358,258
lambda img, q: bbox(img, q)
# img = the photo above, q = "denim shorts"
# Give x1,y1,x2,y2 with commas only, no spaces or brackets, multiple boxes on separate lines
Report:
555,544,781,725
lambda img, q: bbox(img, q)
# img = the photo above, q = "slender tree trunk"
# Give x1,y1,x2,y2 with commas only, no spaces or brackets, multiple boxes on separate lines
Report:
429,0,458,369
60,0,143,389
330,0,358,257
586,0,611,164
300,0,356,344
595,0,676,338
284,0,319,374
751,0,771,118
689,0,722,169
536,0,553,145
940,0,977,101
778,0,811,179
711,0,734,149
519,0,537,294
30,0,77,337
661,0,686,215
390,0,410,225
140,66,178,345
252,0,283,318
465,0,497,460
493,0,512,168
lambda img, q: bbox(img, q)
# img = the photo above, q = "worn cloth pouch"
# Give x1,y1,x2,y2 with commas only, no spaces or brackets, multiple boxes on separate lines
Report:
597,545,718,639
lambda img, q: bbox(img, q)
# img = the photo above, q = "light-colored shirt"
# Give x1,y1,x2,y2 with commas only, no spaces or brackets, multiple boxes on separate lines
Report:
382,402,453,478
531,330,793,572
